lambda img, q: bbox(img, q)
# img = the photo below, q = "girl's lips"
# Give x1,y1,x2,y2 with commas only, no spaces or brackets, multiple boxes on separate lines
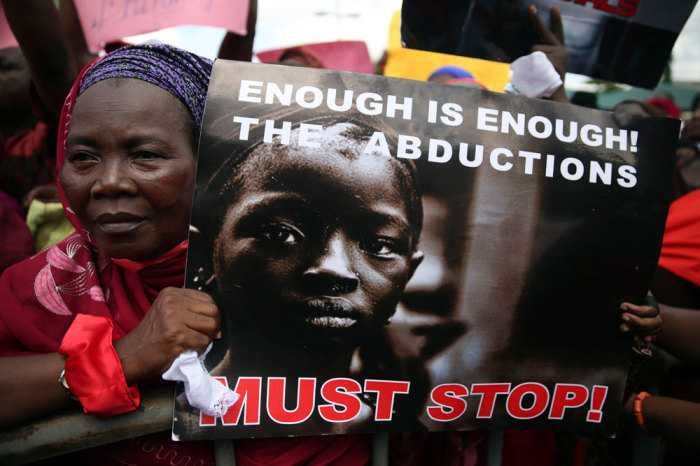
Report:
298,298,362,329
304,315,357,328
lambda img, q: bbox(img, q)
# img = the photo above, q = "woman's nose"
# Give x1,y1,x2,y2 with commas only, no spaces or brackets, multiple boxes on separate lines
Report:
89,159,138,198
303,234,359,294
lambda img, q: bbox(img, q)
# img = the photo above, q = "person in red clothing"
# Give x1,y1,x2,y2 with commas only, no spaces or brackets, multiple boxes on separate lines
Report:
1,0,77,207
0,45,56,205
644,191,700,463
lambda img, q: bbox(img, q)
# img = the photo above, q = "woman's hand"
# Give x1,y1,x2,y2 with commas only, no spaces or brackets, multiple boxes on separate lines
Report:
114,287,220,385
620,293,662,342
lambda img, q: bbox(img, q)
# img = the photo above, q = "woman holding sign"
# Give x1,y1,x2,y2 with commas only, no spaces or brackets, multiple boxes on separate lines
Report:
0,44,369,465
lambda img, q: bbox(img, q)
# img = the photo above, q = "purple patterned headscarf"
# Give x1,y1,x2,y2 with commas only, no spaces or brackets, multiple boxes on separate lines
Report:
78,43,213,135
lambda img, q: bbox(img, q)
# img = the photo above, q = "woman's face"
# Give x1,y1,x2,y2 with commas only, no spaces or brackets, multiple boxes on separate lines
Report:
60,78,196,261
213,132,422,348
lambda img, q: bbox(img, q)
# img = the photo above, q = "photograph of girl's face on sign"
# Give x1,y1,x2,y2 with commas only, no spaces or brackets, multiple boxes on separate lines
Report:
184,114,428,434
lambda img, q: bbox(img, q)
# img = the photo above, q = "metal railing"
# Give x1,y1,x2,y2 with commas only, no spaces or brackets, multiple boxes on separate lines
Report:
0,387,173,465
0,388,506,466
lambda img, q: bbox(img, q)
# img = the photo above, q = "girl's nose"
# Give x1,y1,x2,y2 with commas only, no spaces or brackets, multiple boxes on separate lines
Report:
303,233,359,294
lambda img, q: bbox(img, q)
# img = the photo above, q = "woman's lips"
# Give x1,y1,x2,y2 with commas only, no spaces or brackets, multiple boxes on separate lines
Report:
95,212,146,234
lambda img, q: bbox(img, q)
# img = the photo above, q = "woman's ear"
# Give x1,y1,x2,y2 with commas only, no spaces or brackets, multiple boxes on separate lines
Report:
407,250,424,281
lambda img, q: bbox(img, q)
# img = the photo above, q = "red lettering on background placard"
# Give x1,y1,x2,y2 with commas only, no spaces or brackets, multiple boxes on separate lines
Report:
560,0,638,17
616,0,639,17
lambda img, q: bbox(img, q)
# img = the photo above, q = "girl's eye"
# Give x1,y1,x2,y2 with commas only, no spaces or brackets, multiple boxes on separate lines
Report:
257,222,304,245
362,237,400,258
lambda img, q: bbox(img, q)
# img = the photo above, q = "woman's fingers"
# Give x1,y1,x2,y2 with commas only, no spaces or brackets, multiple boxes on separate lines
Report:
116,287,221,382
621,302,660,317
157,288,220,343
180,290,221,339
620,301,662,339
184,310,220,339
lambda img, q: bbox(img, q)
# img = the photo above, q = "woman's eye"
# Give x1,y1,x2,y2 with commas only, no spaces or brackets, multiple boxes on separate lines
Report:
257,222,304,245
67,151,98,164
131,150,164,160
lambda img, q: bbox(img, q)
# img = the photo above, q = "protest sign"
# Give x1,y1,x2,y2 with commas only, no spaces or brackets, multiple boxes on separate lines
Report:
172,59,679,440
73,0,248,53
0,8,18,50
400,0,698,89
256,41,375,75
383,10,510,92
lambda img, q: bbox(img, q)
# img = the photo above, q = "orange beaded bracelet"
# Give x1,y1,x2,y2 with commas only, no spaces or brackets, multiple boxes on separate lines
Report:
633,391,652,435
